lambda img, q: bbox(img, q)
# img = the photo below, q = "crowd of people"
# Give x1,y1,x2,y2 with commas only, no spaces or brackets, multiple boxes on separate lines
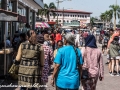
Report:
4,26,120,90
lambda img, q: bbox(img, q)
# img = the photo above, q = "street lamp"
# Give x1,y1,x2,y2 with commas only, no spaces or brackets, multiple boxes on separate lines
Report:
56,0,71,29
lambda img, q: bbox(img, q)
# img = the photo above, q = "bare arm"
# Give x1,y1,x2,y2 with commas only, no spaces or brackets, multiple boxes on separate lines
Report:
15,44,22,61
52,64,60,80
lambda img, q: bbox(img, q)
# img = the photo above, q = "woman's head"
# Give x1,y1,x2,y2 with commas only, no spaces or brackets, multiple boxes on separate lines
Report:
44,34,49,41
64,32,75,45
57,40,63,49
85,35,97,48
27,30,37,44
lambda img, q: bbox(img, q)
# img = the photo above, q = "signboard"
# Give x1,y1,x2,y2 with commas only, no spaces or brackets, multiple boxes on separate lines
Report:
0,13,18,21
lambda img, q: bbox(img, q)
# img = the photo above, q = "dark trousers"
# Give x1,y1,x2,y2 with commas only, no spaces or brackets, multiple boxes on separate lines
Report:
56,86,78,90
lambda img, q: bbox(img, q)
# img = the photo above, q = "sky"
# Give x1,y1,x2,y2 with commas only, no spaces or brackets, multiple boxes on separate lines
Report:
44,0,120,19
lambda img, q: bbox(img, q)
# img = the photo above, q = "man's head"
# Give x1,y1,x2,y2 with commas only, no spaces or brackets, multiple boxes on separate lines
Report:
109,28,114,35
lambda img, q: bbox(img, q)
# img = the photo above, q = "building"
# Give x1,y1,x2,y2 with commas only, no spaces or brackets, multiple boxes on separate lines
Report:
43,9,92,28
0,0,44,42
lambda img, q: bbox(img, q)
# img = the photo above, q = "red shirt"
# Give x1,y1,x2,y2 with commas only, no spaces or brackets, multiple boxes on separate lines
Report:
55,33,62,43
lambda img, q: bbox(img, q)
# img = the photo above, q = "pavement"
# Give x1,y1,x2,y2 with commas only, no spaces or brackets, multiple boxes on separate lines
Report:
0,43,120,90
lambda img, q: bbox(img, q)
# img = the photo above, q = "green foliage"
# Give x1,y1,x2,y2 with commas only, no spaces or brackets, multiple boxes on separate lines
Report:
37,2,56,21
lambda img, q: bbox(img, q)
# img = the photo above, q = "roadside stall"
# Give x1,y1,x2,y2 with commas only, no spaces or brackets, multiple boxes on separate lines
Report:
35,22,51,29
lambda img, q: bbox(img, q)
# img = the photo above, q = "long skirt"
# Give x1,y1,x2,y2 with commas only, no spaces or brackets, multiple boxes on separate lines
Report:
81,77,98,90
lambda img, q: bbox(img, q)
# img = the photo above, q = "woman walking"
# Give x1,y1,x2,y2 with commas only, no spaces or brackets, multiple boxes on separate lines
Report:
51,32,83,90
81,35,104,90
37,34,54,90
15,30,44,90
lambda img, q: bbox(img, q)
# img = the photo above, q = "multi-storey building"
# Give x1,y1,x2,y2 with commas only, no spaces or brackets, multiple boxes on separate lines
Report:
43,9,92,27
0,0,44,41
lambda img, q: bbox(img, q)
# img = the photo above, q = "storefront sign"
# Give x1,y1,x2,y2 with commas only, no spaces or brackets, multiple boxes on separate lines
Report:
0,13,18,21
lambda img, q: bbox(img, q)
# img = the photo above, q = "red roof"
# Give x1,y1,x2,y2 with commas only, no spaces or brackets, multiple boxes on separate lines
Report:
52,9,92,14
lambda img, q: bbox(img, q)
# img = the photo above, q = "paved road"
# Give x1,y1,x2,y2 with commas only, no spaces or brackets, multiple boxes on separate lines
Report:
0,44,120,90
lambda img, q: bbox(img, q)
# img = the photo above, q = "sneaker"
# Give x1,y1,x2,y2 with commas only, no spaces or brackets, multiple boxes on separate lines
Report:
109,72,112,75
110,73,114,76
105,62,109,64
116,73,120,76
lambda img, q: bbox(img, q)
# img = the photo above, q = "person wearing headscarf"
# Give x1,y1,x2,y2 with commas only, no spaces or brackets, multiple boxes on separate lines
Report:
51,32,83,90
81,35,104,90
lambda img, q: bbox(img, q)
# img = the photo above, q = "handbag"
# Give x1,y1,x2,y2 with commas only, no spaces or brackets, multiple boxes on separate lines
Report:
8,63,19,80
81,47,89,80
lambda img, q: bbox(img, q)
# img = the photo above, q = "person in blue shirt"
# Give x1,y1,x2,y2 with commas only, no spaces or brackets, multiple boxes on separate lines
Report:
51,32,83,90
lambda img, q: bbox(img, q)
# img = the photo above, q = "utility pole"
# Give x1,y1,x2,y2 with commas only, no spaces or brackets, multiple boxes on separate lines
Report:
56,0,72,29
63,7,64,26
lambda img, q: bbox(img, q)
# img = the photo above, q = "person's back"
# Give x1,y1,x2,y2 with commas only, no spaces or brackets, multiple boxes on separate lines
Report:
54,45,83,89
55,33,62,43
81,47,103,77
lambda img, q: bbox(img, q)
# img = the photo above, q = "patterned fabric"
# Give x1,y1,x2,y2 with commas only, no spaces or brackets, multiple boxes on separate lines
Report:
41,44,53,83
81,47,104,78
18,42,42,87
81,77,98,90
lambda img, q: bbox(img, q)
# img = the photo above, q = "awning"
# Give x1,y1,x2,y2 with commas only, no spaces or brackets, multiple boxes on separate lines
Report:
35,22,50,28
47,21,56,25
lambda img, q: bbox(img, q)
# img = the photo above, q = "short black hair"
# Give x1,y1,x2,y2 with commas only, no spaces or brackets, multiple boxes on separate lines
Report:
57,40,63,45
109,28,114,32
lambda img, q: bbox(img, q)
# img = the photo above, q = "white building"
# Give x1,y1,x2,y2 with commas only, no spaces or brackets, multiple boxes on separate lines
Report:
43,9,92,27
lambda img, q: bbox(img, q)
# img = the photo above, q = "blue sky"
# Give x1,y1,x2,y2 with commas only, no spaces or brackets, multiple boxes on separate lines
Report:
44,0,120,18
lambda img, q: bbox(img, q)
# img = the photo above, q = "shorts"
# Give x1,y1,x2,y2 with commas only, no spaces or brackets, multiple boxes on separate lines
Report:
110,56,120,60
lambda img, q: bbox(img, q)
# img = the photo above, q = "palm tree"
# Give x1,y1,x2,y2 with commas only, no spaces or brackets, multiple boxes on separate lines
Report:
37,2,56,21
90,17,95,30
109,5,120,30
100,10,113,29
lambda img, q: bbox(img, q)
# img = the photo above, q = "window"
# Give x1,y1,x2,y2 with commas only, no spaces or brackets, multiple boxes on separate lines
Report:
50,14,51,16
0,0,1,8
73,15,74,17
78,15,79,17
67,20,69,23
63,20,65,22
60,14,62,16
75,15,76,17
68,15,69,17
71,15,72,17
82,15,84,18
85,15,87,18
59,20,61,22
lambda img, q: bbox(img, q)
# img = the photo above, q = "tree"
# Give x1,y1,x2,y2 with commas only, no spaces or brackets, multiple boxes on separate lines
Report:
37,2,56,21
90,17,95,30
109,5,120,30
100,10,113,29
